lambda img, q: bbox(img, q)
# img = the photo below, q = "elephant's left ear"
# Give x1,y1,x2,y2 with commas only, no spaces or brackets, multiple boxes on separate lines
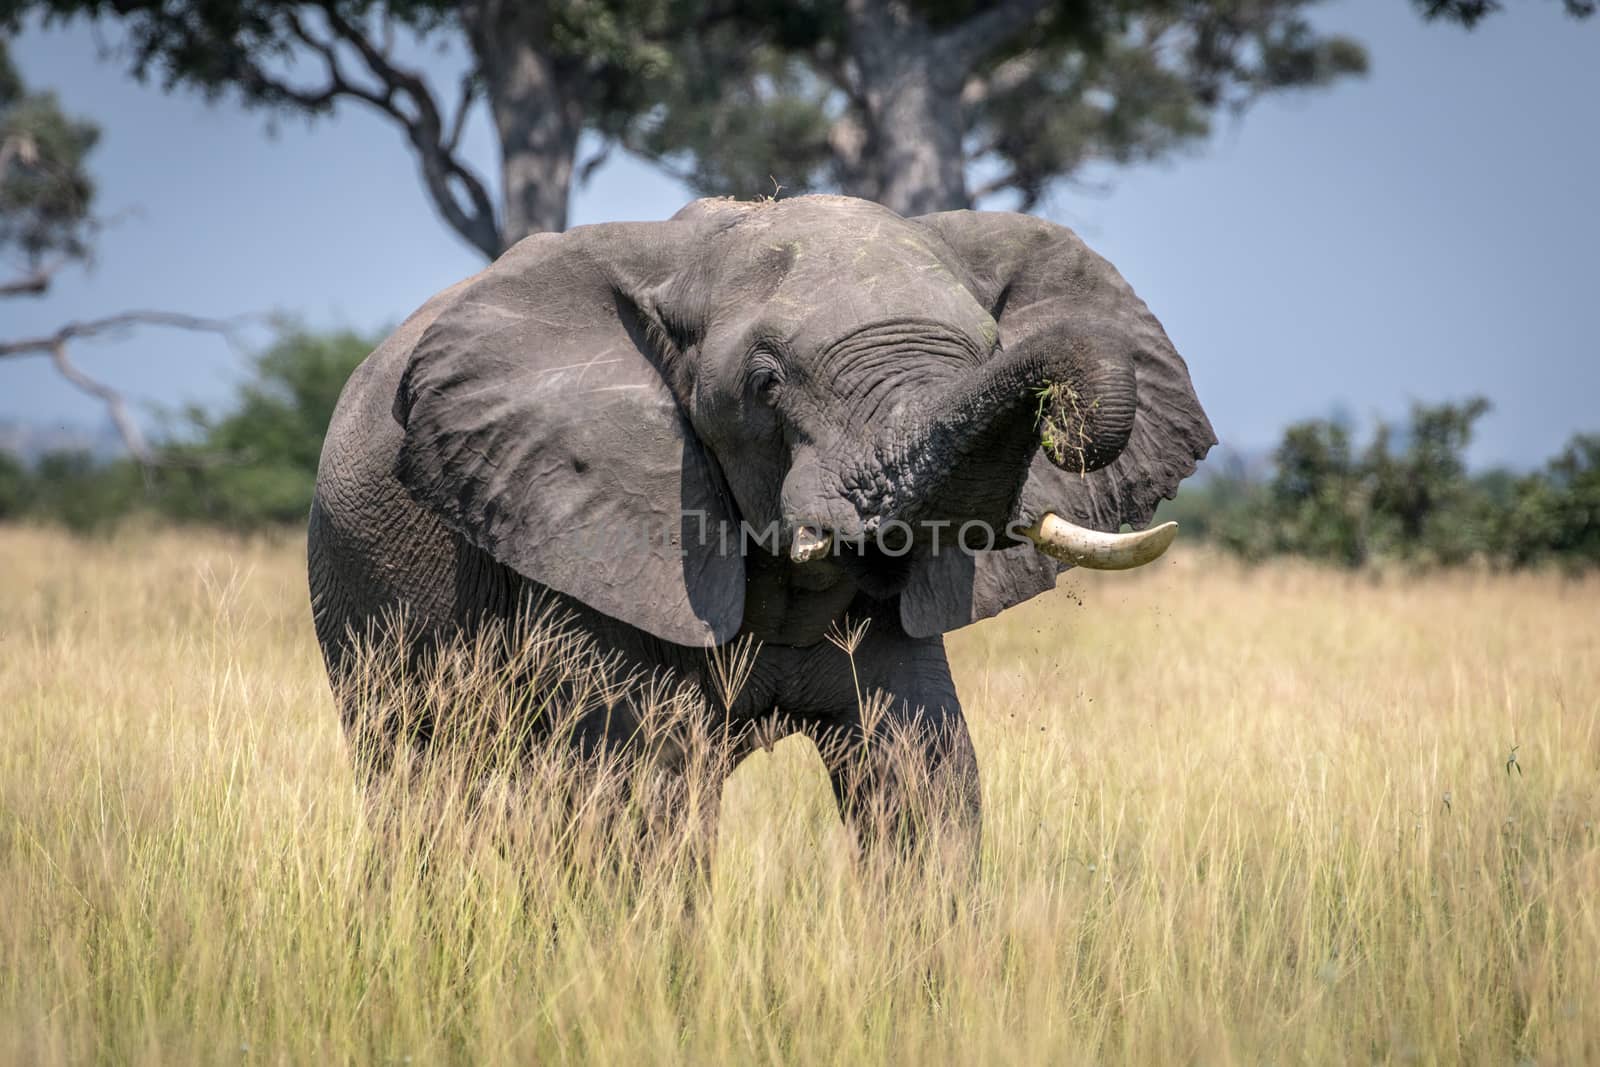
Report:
394,221,744,647
900,210,1217,637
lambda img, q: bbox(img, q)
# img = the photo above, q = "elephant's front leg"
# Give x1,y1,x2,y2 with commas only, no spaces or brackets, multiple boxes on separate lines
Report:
790,618,981,863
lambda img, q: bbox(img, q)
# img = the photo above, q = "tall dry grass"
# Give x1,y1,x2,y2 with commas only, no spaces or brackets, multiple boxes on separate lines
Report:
1,525,1596,1064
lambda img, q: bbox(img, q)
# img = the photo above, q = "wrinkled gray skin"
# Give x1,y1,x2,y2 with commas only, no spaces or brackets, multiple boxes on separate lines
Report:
309,195,1214,850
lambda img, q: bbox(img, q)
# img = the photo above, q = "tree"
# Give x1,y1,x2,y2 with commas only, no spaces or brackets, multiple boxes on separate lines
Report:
8,0,1366,252
2,43,250,467
1365,396,1490,561
8,0,739,255
1540,434,1600,564
1,311,250,464
1266,416,1369,565
633,0,1369,216
15,447,145,530
0,37,98,293
1498,433,1600,568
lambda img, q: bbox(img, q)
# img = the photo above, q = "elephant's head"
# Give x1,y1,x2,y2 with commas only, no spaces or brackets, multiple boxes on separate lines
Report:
395,196,1215,646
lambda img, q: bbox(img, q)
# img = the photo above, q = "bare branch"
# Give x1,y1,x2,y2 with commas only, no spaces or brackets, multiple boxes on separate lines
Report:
445,71,479,155
576,140,613,186
316,3,502,257
0,257,69,299
207,6,500,257
47,339,153,464
0,311,252,359
1,311,254,467
279,14,387,111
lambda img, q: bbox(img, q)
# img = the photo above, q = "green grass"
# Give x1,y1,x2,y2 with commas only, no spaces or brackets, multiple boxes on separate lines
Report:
1,525,1596,1064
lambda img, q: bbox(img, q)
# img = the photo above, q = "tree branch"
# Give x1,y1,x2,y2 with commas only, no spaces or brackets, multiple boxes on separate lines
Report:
576,140,613,186
317,4,502,257
46,339,153,464
0,257,68,299
217,7,501,257
939,0,1052,68
445,71,479,155
1,311,252,468
0,311,251,357
960,51,1044,109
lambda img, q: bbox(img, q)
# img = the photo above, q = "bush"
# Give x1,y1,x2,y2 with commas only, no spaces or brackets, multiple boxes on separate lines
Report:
0,449,25,518
0,324,375,531
153,326,374,526
20,450,149,533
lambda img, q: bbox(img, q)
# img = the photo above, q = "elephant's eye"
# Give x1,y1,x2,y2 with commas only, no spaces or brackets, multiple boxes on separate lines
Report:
748,366,781,405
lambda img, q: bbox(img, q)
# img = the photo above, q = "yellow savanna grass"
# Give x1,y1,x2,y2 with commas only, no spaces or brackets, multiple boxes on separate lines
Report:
1,524,1596,1064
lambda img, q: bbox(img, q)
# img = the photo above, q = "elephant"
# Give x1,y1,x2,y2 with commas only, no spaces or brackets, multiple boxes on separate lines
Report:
307,194,1214,853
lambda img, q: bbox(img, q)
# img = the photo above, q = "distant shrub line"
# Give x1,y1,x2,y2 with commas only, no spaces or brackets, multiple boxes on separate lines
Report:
1163,399,1599,571
1,325,373,532
2,329,1595,569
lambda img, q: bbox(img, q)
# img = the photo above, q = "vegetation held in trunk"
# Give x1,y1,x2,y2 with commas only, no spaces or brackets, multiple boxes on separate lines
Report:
1034,381,1097,475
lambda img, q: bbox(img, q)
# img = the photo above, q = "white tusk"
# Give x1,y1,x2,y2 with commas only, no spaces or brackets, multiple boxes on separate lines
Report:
1021,513,1178,570
790,525,832,563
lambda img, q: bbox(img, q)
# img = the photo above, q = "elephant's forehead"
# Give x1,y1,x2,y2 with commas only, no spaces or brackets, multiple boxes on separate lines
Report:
762,210,940,264
727,219,966,307
699,197,995,347
767,236,986,335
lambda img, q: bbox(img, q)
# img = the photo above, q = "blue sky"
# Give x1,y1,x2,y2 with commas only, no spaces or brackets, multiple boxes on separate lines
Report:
4,0,1595,468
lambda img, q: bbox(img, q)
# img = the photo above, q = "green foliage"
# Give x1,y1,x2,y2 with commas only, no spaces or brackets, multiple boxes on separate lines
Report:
976,2,1366,210
0,39,99,265
1168,398,1600,570
14,450,148,532
0,448,26,517
10,0,676,124
1498,434,1600,568
0,325,374,531
6,0,1368,247
1252,417,1365,565
1365,396,1489,557
1415,0,1594,29
154,325,374,525
625,0,1368,210
623,50,840,198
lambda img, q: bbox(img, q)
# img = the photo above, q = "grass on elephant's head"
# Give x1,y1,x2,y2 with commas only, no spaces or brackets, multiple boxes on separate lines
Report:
2,523,1598,1065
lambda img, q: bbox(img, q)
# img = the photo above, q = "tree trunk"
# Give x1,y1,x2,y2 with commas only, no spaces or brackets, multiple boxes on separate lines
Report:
464,1,584,245
840,1,971,216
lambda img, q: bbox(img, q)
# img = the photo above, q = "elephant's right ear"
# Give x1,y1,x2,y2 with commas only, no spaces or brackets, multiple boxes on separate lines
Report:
393,221,744,647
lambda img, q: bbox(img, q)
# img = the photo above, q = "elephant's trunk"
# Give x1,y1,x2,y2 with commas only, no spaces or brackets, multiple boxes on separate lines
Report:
856,324,1139,536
